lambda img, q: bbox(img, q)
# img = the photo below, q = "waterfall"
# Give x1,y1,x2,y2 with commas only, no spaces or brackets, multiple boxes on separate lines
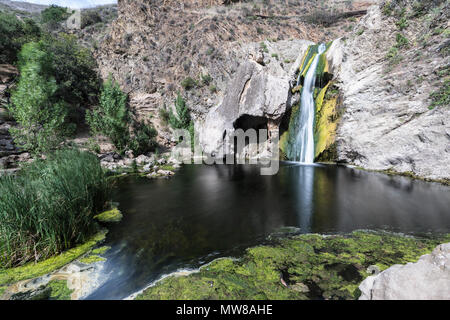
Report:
291,43,327,164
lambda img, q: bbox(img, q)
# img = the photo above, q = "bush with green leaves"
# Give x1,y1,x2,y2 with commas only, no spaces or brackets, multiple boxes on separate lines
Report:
169,94,191,130
0,12,40,64
86,77,130,153
41,5,70,30
429,79,449,110
181,77,197,90
8,42,74,155
168,94,194,150
395,33,409,49
0,149,111,268
87,77,158,155
40,34,100,110
81,10,102,29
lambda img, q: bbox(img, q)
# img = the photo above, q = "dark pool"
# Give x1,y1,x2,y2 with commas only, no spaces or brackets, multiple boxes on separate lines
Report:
86,163,450,300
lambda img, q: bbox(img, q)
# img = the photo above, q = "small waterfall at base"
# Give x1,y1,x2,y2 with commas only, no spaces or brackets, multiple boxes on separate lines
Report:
291,43,327,164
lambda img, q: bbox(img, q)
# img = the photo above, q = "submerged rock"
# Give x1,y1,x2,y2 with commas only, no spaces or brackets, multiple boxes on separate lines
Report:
359,242,450,300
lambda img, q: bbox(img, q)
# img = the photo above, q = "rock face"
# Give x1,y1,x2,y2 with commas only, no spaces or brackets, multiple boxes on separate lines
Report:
0,64,25,170
197,40,312,158
96,0,370,145
327,1,450,181
359,243,450,300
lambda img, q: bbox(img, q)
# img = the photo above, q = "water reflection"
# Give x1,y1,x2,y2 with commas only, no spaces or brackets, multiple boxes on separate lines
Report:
86,163,450,299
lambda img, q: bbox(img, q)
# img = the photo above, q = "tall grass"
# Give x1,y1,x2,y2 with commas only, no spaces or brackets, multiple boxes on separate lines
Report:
0,149,111,268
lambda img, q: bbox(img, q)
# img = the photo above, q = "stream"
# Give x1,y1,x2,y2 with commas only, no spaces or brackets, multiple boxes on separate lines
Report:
85,163,450,300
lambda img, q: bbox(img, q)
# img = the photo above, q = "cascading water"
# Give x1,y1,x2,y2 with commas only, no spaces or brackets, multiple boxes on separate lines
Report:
291,43,327,164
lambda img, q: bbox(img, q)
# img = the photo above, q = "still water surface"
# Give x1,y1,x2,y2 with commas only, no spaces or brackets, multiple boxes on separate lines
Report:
86,163,450,299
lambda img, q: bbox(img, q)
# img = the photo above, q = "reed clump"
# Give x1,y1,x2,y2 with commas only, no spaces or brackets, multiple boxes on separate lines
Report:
0,149,111,268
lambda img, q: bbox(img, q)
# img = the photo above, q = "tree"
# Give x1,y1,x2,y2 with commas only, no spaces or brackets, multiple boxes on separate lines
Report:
0,12,40,64
9,42,73,154
86,76,130,153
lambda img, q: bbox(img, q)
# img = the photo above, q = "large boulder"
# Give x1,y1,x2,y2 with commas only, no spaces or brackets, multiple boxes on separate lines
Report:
359,243,450,300
197,40,312,158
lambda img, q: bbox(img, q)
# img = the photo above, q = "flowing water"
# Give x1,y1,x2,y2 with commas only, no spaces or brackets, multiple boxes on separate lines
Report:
290,43,327,163
86,163,450,300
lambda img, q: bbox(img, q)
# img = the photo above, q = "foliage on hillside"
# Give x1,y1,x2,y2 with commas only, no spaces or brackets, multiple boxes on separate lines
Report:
137,231,450,300
86,77,158,155
0,11,40,64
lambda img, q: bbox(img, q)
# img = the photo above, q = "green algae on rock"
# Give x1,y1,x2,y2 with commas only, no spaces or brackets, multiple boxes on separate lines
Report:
47,280,74,300
78,246,111,264
0,230,107,287
135,231,449,300
94,208,123,223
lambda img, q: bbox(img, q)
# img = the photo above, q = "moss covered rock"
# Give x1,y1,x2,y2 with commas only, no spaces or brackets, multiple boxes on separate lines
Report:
136,231,449,300
280,41,338,161
0,231,107,287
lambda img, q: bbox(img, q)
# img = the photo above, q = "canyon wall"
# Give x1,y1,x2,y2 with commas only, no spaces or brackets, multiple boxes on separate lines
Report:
329,0,450,181
96,0,449,180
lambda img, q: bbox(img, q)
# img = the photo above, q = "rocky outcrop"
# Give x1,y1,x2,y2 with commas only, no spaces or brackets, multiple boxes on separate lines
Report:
359,242,450,300
327,0,450,181
197,40,312,158
0,64,25,171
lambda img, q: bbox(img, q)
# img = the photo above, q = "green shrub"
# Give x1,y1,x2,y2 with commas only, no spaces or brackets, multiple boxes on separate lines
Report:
81,10,102,29
86,77,130,153
396,16,408,30
200,74,212,86
158,106,170,126
181,77,197,90
209,85,218,93
0,12,40,64
9,42,74,155
382,1,393,16
386,46,403,66
41,5,70,29
129,121,158,155
260,42,269,53
169,94,191,130
87,77,158,155
429,79,450,109
0,149,111,268
395,33,409,48
40,34,100,110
